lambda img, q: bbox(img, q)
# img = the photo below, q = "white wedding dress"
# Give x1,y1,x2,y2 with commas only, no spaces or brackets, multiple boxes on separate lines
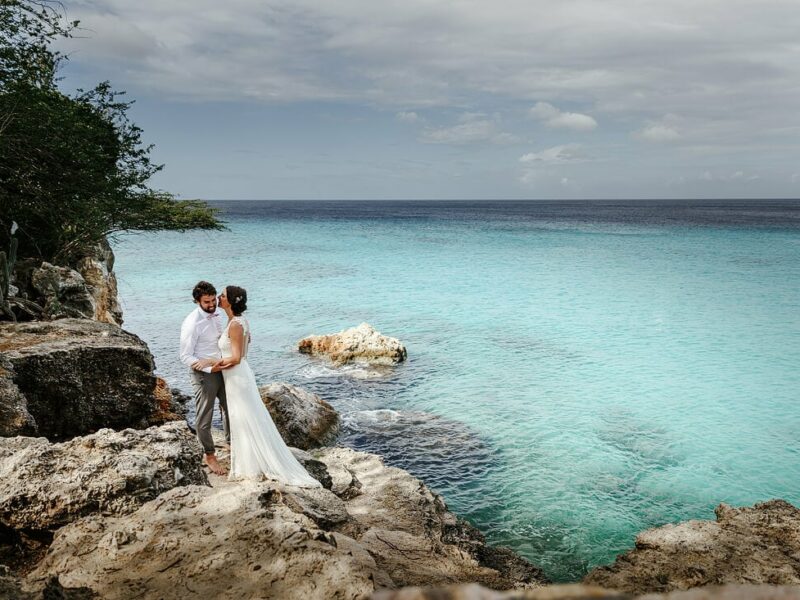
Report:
220,316,321,487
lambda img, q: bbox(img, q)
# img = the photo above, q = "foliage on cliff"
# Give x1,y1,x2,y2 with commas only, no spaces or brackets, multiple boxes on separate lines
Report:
0,0,223,265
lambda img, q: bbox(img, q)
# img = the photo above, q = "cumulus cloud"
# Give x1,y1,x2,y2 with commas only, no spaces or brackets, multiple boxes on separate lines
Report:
529,102,597,131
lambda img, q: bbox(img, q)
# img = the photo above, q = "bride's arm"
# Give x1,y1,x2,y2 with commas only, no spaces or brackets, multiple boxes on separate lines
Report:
214,322,244,370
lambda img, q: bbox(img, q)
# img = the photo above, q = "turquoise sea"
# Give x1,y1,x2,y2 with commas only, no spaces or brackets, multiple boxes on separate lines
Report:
113,200,800,582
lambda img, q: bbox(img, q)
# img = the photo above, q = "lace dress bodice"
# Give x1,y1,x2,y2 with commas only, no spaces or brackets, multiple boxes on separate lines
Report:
219,316,250,360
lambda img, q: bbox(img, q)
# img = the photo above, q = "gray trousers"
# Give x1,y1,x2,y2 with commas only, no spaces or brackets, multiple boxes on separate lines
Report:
189,369,230,454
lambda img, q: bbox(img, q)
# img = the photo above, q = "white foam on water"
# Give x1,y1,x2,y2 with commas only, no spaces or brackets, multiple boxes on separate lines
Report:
352,408,403,424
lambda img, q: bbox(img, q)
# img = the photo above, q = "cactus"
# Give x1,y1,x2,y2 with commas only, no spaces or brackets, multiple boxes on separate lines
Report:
1,225,25,321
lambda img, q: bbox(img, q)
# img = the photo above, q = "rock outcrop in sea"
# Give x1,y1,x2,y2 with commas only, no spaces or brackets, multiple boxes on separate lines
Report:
298,323,408,365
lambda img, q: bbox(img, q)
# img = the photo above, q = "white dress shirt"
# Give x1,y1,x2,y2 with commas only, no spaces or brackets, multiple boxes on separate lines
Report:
180,307,224,373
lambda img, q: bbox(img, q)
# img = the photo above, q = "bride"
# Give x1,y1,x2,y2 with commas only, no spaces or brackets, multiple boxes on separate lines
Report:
213,285,321,488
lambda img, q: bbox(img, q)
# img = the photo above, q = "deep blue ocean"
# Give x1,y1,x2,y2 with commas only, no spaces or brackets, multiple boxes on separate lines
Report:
113,200,800,582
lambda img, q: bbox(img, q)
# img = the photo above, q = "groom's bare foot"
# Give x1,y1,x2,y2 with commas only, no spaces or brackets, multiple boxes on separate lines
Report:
204,453,227,475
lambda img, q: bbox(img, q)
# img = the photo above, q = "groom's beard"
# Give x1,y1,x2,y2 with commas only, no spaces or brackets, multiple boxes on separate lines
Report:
200,304,217,313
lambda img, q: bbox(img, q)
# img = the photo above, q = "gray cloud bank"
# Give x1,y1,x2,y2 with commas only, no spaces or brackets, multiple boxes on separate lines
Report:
60,0,800,197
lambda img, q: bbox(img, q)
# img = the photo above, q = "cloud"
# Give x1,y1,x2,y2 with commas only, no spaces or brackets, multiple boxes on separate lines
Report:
59,0,800,126
55,0,800,197
529,102,597,131
396,111,420,123
419,113,518,145
519,144,586,164
637,124,681,142
699,170,760,182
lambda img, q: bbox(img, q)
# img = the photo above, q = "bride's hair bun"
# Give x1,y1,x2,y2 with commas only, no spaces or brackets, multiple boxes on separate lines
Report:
226,285,248,316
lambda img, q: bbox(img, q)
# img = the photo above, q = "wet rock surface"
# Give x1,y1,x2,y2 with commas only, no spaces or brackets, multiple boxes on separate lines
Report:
339,409,497,508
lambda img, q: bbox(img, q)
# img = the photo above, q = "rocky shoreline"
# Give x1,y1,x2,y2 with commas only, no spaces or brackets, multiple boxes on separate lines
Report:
0,420,547,598
1,253,799,598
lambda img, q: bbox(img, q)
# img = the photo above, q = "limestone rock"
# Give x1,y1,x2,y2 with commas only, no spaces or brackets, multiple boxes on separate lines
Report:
30,262,96,320
26,481,385,600
371,583,800,599
75,239,123,326
584,500,800,594
0,422,207,531
0,570,97,600
298,323,407,366
259,382,340,449
0,319,159,440
23,444,546,599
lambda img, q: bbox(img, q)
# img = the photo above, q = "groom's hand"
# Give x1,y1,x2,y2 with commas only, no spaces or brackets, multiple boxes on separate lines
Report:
192,359,213,371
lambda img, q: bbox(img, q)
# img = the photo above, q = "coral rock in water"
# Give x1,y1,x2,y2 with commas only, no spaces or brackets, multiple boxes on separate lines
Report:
298,322,407,365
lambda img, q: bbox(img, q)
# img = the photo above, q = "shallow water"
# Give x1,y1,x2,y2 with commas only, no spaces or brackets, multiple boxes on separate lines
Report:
114,200,800,581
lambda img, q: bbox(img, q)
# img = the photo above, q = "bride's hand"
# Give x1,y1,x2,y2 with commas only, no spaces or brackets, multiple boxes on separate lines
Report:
210,359,228,372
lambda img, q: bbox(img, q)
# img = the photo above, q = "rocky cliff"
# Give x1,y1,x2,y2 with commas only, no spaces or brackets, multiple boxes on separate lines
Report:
0,319,183,440
9,239,122,326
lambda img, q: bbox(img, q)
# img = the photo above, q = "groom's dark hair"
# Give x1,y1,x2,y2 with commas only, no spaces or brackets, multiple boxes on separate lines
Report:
192,281,217,301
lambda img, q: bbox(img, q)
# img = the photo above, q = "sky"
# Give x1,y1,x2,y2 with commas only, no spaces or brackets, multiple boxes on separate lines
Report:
57,0,800,200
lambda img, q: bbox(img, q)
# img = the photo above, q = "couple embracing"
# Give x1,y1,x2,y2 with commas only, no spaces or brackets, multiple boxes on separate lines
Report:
179,281,320,487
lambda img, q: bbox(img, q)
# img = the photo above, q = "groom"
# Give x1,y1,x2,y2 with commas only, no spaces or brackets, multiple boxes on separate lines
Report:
180,280,230,475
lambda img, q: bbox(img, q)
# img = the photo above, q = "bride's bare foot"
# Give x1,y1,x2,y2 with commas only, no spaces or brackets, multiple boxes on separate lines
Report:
204,453,227,475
